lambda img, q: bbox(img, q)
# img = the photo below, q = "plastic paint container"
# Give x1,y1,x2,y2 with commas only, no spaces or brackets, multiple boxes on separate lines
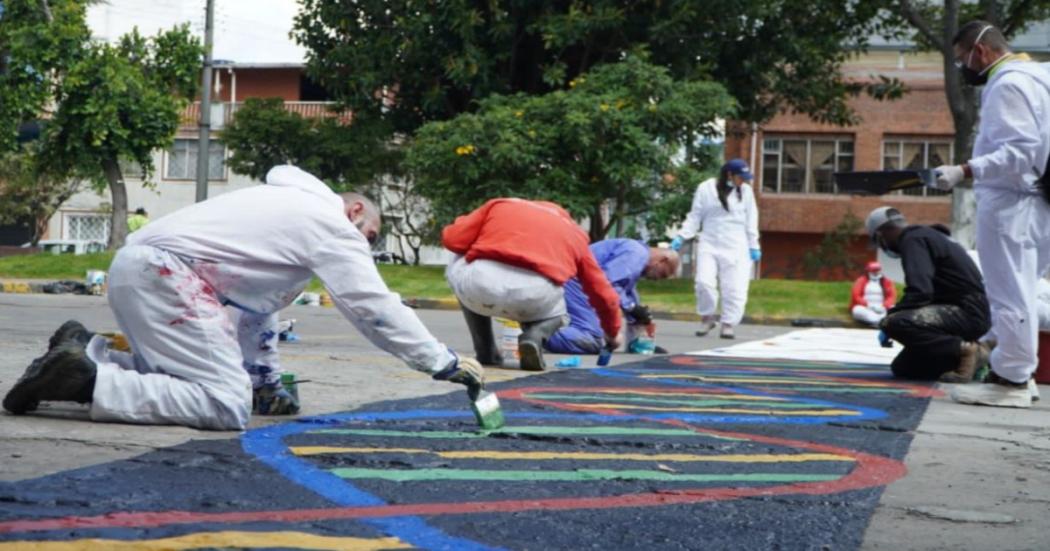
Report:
280,372,299,402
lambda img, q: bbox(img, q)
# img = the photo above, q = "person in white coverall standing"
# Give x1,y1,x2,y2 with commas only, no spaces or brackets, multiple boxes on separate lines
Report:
2,165,485,430
932,21,1049,408
670,158,761,340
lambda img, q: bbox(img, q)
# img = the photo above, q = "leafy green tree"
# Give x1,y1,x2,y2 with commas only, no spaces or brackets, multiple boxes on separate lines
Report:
0,148,82,246
405,55,734,241
294,0,899,133
222,97,397,190
889,0,1050,247
0,0,202,249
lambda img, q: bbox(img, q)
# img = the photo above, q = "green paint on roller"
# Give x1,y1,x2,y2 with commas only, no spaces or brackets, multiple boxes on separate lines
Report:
471,391,505,430
330,467,841,483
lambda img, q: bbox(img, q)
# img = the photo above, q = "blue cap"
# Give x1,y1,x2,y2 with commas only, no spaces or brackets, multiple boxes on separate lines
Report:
723,158,753,181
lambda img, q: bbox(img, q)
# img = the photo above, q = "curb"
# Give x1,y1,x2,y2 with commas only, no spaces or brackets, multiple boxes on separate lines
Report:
0,279,856,329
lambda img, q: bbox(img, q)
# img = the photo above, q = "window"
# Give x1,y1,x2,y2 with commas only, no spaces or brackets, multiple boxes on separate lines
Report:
762,136,854,193
65,214,109,243
166,139,226,180
883,139,953,197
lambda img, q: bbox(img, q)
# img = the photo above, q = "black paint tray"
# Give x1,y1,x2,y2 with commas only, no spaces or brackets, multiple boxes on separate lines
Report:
833,169,935,195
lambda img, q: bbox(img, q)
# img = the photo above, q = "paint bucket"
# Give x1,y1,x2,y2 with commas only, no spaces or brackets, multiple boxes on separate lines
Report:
280,372,299,402
1036,332,1050,384
85,270,107,296
319,293,333,308
496,318,521,367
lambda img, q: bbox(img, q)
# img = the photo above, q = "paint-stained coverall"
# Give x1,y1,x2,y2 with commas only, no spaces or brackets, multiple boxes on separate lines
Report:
880,226,991,380
89,165,455,430
546,239,649,353
676,178,759,325
970,61,1050,383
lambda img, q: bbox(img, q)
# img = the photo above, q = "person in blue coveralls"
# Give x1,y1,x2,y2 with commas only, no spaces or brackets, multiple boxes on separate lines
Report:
545,239,680,354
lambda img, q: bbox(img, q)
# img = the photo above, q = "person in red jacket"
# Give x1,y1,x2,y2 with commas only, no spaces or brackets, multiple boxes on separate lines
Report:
442,198,623,371
850,261,897,326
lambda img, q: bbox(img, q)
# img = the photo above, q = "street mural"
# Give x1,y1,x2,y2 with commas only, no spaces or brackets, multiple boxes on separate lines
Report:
0,354,937,549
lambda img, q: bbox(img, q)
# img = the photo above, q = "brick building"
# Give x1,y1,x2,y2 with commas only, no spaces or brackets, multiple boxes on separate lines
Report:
722,50,957,280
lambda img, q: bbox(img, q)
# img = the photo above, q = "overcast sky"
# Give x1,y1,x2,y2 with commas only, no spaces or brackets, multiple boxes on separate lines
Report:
88,0,307,64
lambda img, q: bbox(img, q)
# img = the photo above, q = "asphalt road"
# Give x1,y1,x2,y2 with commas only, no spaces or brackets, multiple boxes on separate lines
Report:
0,293,1047,550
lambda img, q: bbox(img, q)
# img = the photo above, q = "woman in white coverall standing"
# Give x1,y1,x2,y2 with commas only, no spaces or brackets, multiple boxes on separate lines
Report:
670,158,761,339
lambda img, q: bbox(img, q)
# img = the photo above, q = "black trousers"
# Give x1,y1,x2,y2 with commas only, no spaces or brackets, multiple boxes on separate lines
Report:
881,303,991,380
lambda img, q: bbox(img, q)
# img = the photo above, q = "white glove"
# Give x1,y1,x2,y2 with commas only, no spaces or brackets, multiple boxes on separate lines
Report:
933,165,965,191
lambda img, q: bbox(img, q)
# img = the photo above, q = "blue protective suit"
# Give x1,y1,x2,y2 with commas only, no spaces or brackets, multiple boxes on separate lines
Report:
546,239,649,354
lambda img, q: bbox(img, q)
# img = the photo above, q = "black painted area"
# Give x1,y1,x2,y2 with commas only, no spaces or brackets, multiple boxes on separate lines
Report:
0,355,932,550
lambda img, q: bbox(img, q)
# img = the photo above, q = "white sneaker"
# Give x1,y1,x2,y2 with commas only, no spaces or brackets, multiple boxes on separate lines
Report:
1029,379,1040,402
951,383,1032,409
695,319,717,337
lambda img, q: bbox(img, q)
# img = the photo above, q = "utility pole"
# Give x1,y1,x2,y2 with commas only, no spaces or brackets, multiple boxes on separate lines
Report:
194,0,215,203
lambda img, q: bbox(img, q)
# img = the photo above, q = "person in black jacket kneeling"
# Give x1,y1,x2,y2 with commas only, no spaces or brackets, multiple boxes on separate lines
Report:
865,207,991,382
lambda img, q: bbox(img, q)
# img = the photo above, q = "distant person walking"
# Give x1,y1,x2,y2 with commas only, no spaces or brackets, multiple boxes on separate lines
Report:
670,159,760,339
127,208,149,232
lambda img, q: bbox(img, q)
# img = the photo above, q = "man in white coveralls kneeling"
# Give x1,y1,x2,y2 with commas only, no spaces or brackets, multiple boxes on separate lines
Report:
2,165,484,430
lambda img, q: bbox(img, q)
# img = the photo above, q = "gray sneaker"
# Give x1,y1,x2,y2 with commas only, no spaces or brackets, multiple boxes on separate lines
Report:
719,324,735,340
695,319,717,337
950,371,1032,409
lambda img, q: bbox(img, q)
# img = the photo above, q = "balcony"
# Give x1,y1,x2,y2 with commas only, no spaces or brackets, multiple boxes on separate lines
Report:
179,101,353,128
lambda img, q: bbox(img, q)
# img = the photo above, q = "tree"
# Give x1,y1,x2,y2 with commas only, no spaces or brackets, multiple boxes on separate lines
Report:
797,211,866,280
379,178,439,265
294,0,900,134
405,54,735,241
890,0,1050,246
0,1,203,249
222,97,397,191
0,148,82,246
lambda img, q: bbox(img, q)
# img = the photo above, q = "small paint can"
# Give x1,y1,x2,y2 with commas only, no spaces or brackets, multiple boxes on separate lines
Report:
496,318,522,366
280,372,299,402
85,270,107,295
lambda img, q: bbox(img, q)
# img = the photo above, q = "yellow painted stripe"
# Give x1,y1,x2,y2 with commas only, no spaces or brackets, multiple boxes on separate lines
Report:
557,403,861,416
0,531,410,550
640,374,889,388
0,282,31,294
290,446,852,463
556,388,787,401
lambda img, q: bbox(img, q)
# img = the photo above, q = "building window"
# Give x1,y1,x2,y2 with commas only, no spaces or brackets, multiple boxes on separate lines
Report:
762,136,854,193
165,139,226,180
65,214,109,243
882,139,953,197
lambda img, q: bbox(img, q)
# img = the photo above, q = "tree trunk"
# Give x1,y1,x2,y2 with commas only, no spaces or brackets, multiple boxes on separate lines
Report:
940,6,979,249
589,203,604,242
103,156,128,250
410,244,422,266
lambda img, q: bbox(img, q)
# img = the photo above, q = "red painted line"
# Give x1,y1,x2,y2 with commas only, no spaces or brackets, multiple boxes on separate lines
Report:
0,405,907,535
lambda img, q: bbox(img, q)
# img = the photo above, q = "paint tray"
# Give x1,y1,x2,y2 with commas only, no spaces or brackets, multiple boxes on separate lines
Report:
833,169,935,195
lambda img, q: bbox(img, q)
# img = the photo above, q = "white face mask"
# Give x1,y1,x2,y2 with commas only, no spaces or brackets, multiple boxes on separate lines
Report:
869,272,882,280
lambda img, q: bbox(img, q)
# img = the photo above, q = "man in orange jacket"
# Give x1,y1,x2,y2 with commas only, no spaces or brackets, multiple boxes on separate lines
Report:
442,198,623,371
849,261,897,326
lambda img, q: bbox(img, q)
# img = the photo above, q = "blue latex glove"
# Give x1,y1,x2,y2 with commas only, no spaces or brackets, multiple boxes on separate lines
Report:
749,248,762,262
670,236,683,252
878,330,892,348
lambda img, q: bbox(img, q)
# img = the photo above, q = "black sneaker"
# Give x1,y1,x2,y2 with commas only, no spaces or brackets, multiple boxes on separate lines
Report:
48,320,94,350
3,343,97,414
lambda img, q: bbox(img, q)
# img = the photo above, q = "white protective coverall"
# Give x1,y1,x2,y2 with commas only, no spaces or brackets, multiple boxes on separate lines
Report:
89,165,454,430
677,178,760,325
970,60,1050,383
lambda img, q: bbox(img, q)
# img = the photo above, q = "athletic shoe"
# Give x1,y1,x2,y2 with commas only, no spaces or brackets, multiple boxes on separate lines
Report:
950,371,1032,409
1029,379,1041,402
720,324,736,340
695,319,717,337
3,343,97,414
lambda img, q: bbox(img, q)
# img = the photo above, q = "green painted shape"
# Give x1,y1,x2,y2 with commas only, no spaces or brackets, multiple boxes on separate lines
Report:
312,426,741,440
527,393,821,409
330,468,841,483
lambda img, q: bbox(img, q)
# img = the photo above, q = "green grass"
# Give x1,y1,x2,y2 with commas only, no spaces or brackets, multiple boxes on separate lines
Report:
1,253,874,321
